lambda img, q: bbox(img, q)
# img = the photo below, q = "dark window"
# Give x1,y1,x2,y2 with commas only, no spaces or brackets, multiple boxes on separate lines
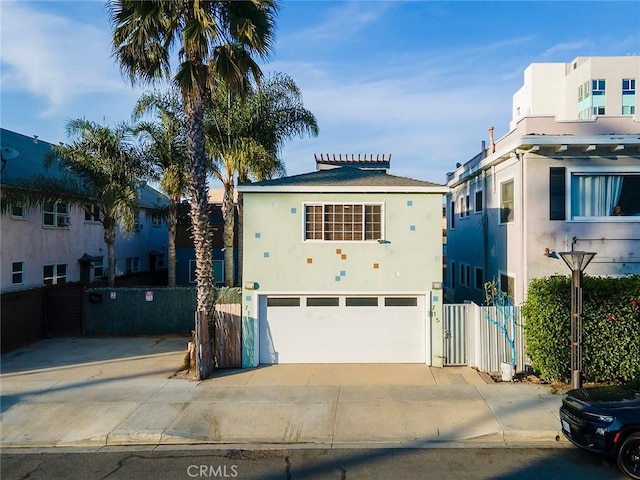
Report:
475,267,484,290
385,297,418,307
267,297,301,307
474,191,483,213
84,204,100,222
466,265,471,287
307,297,339,307
550,167,566,220
451,261,456,286
465,195,470,217
500,274,515,300
346,297,378,307
450,201,455,229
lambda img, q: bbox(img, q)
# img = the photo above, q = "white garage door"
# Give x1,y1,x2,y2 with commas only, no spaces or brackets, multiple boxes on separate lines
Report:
258,295,427,364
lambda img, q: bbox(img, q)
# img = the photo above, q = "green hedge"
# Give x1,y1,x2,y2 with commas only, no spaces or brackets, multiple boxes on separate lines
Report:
522,275,640,383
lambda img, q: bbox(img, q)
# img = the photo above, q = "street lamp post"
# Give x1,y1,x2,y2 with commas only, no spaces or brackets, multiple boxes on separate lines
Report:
558,251,597,390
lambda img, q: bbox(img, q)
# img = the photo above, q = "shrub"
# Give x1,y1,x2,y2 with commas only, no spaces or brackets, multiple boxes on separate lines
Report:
522,275,640,383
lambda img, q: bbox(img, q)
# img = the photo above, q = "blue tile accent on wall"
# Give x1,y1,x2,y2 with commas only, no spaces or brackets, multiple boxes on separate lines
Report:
290,207,297,214
245,295,252,302
407,200,413,207
340,270,346,276
263,252,270,258
433,295,439,302
410,225,416,231
255,232,261,239
335,276,341,282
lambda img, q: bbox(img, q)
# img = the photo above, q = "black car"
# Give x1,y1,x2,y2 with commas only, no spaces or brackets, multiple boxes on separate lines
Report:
560,376,640,479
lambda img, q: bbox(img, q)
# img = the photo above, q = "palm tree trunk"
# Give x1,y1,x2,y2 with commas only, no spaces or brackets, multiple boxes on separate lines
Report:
237,190,244,286
222,180,235,286
184,90,215,315
104,221,117,288
167,201,177,287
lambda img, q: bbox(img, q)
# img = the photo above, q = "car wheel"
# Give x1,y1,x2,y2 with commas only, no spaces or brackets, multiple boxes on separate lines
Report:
618,432,640,479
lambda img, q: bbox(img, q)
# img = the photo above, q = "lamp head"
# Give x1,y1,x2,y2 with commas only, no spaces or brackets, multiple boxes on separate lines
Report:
558,251,597,272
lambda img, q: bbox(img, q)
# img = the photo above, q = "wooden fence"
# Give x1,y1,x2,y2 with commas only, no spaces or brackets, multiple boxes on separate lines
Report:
213,303,242,368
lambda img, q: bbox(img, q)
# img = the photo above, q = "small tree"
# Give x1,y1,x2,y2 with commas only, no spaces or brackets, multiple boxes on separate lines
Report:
484,279,517,367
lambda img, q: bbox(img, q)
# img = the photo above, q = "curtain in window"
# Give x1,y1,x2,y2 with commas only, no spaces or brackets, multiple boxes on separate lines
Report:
571,175,624,217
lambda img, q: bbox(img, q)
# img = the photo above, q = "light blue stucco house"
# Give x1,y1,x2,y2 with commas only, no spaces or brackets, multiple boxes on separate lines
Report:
237,155,448,367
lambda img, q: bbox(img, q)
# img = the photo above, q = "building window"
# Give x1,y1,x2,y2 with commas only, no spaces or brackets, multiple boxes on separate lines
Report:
622,105,636,115
591,79,605,95
578,81,590,101
460,263,466,286
93,258,104,278
304,203,382,241
346,297,378,307
385,297,418,307
11,203,25,219
622,79,636,95
451,261,456,287
458,197,465,219
151,213,163,227
549,167,566,221
12,261,25,285
571,173,640,218
43,202,69,228
465,195,470,217
500,179,514,223
474,190,483,213
500,273,515,301
267,297,300,307
84,204,100,222
450,201,455,229
125,257,140,274
474,267,484,291
307,297,339,307
592,106,605,116
43,264,66,285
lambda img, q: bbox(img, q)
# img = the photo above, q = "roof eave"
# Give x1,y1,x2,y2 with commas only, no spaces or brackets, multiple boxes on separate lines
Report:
237,185,449,194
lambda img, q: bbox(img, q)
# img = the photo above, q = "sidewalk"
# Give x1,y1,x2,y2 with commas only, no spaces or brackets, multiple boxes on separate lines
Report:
0,337,567,450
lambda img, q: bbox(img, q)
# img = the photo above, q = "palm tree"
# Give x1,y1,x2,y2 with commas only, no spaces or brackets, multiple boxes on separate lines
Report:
205,72,318,285
1,119,146,287
110,1,277,380
109,0,278,318
133,89,189,287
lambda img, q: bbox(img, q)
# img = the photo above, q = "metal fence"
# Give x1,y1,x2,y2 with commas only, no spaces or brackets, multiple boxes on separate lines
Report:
444,302,529,373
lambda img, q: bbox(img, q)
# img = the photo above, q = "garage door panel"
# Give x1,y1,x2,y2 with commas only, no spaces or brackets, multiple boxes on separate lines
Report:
259,296,426,364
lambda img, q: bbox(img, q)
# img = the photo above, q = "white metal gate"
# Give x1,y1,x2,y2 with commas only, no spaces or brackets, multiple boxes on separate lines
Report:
443,303,528,372
443,304,467,366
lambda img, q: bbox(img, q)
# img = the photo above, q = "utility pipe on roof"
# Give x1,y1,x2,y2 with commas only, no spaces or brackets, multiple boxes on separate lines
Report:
489,127,495,153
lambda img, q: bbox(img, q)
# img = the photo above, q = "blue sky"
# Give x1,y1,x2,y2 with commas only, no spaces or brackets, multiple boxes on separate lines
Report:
1,1,639,184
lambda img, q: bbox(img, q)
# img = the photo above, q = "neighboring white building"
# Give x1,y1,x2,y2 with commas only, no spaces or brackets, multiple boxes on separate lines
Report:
446,56,640,305
0,128,168,292
511,56,639,129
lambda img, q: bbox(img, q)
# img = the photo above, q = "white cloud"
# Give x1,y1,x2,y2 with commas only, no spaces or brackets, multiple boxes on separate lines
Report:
0,2,132,114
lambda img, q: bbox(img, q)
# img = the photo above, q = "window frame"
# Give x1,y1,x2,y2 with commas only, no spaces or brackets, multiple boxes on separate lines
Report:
567,167,640,221
474,190,483,213
43,263,67,285
303,202,384,242
474,266,484,291
84,204,101,223
11,203,26,219
622,78,636,95
12,261,25,285
499,178,515,224
499,272,515,301
125,257,140,274
43,201,69,228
